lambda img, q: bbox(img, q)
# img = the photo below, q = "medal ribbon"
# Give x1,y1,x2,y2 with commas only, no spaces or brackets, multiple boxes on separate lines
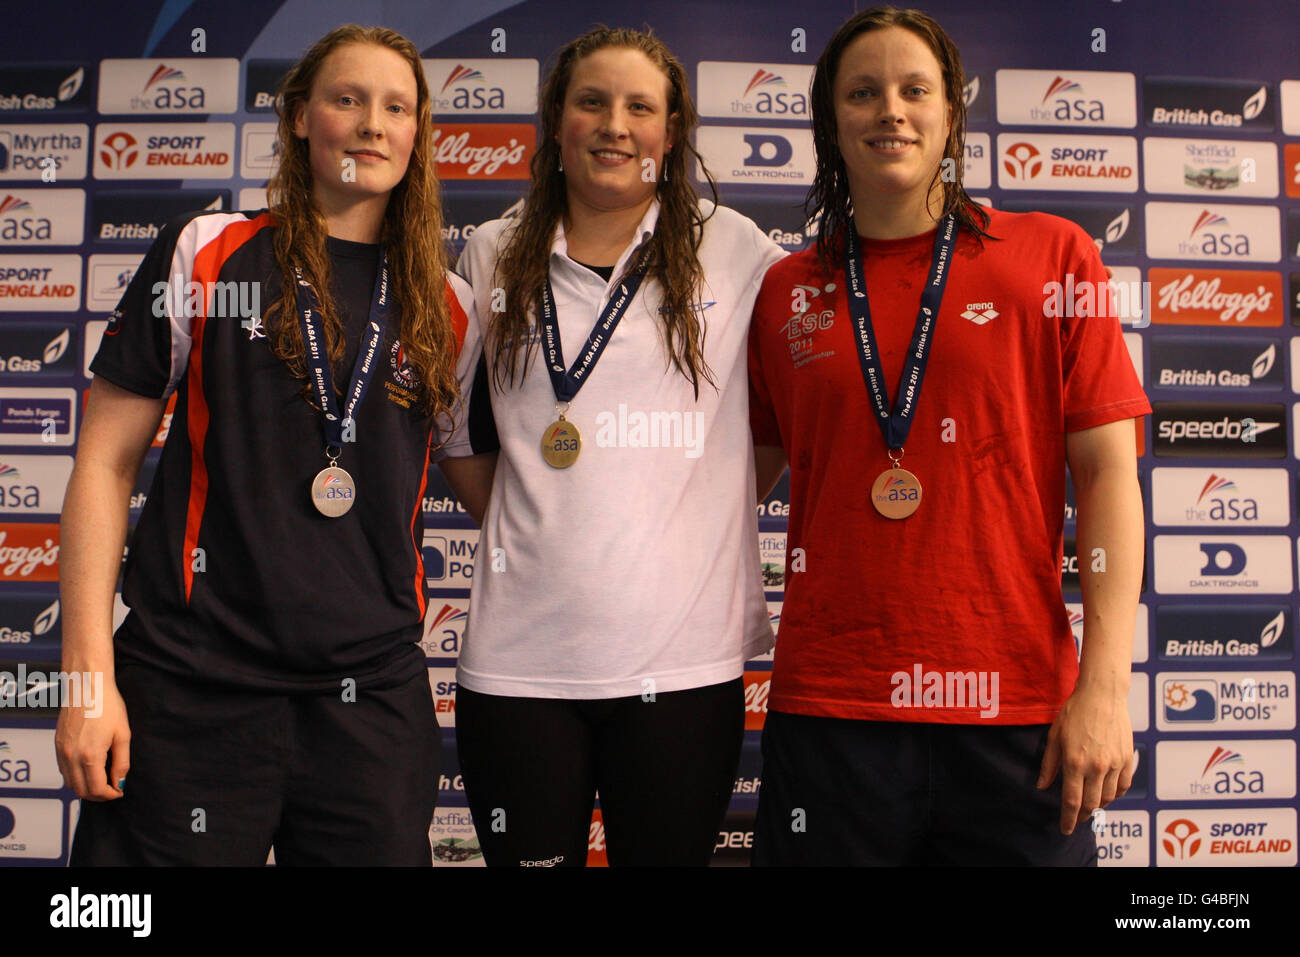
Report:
294,254,391,455
539,265,648,404
844,214,957,451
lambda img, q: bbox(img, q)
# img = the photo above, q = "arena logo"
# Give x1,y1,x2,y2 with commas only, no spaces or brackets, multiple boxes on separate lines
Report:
1149,340,1282,391
0,65,87,113
1143,137,1279,198
995,69,1136,127
431,124,533,179
92,124,234,179
1153,534,1292,595
0,190,84,246
696,61,813,119
997,134,1138,192
1156,671,1295,731
1145,202,1280,263
1157,809,1296,866
91,189,225,243
1149,267,1283,325
0,124,88,180
962,133,991,189
1155,740,1295,800
1151,401,1286,458
696,126,815,185
1157,604,1292,660
1151,467,1287,526
1144,77,1274,131
97,58,238,114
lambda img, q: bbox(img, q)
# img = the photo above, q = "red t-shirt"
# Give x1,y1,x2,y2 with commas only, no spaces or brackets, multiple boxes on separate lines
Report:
748,206,1151,724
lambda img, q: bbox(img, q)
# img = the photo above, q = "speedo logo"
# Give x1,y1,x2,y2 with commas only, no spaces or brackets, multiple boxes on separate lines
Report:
1152,402,1286,458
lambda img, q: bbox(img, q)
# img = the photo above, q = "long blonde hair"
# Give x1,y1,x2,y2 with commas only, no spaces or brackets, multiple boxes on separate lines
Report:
264,24,458,419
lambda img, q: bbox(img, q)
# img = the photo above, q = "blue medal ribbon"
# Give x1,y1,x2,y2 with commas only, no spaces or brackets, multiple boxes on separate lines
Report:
844,215,957,451
293,254,391,456
539,265,647,404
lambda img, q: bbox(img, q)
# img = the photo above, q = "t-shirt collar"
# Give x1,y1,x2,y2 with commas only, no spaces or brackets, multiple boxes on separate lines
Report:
550,199,660,279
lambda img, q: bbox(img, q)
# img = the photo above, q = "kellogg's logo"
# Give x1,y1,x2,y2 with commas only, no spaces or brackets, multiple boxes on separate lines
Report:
1150,268,1283,325
743,670,770,730
431,124,533,179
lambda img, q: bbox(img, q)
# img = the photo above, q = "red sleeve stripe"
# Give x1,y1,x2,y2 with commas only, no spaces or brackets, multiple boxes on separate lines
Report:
181,212,276,603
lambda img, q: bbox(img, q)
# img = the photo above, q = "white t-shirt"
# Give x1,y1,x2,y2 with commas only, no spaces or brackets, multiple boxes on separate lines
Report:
449,199,786,698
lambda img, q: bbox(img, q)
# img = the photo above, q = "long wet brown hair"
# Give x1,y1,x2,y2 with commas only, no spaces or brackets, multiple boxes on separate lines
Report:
489,26,719,398
263,24,458,419
806,6,993,270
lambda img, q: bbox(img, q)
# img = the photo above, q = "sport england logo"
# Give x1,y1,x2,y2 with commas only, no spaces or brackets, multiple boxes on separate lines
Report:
998,134,1138,192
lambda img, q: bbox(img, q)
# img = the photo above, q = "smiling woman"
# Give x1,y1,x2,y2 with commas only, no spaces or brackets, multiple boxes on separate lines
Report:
437,25,788,868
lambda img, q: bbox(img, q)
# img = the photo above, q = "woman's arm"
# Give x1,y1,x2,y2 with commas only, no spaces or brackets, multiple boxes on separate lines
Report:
438,452,498,526
56,376,166,800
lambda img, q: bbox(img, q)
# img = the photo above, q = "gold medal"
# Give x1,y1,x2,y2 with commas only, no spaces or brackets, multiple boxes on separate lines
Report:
871,451,921,519
311,465,357,517
541,416,581,468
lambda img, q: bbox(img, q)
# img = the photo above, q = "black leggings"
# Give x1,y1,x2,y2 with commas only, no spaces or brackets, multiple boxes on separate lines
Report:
455,678,744,866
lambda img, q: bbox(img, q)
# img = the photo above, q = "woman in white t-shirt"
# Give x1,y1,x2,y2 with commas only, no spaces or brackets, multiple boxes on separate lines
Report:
438,26,785,866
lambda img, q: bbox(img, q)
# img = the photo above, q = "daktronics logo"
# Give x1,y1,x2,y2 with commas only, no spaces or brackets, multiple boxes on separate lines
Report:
1151,467,1288,527
424,59,538,115
1145,77,1274,130
1149,268,1282,325
431,124,533,179
996,134,1137,192
696,126,814,185
1151,401,1286,458
1157,605,1291,660
696,62,813,119
1157,809,1296,866
92,124,235,179
994,69,1136,127
1145,202,1280,263
1157,671,1296,731
1153,534,1292,595
1155,740,1295,800
0,523,59,581
743,670,770,730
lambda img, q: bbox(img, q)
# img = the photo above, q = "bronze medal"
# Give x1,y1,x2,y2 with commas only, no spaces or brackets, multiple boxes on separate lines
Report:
311,465,357,517
871,466,922,519
541,417,581,468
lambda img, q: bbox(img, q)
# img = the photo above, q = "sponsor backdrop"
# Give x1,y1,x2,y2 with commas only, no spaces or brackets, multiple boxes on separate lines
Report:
1,0,1298,867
